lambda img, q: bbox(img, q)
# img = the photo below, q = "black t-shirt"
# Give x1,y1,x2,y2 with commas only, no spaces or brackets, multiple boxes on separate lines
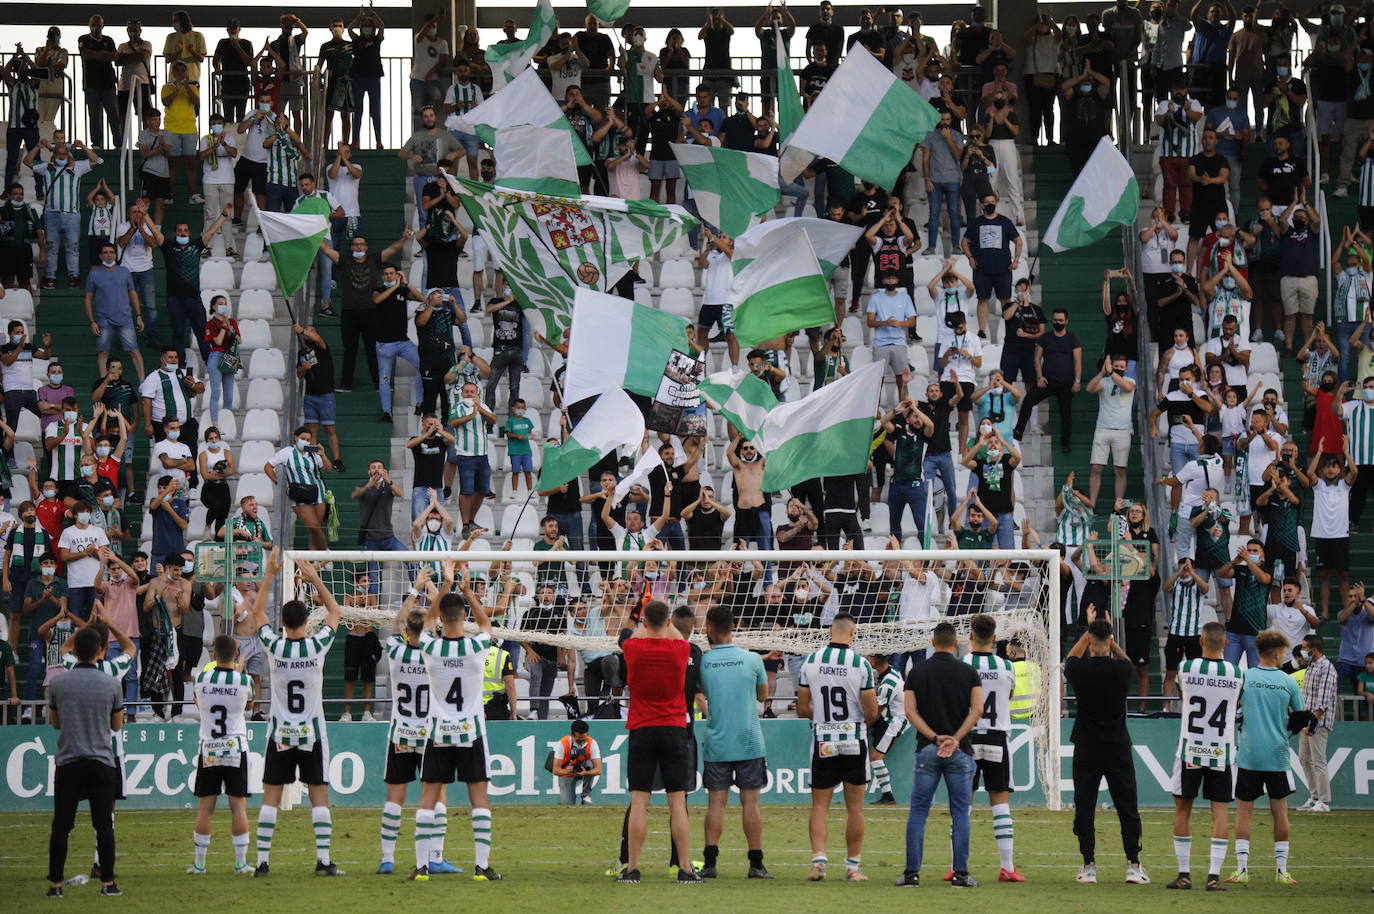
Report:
687,504,726,549
373,284,413,343
963,215,1019,273
351,35,384,79
297,339,335,396
79,35,117,88
805,22,844,63
1036,331,1082,383
575,31,614,75
522,604,563,661
720,113,757,151
976,453,1016,515
1003,299,1045,351
903,651,982,752
161,238,207,298
847,188,889,226
822,473,860,512
834,572,881,622
919,399,953,455
702,27,733,69
213,37,254,81
1188,151,1228,220
1258,154,1307,206
1157,384,1207,430
871,220,919,275
847,28,885,56
648,109,680,160
1063,655,1134,748
798,62,834,98
421,204,465,287
545,475,581,514
342,250,382,312
490,300,523,352
1104,304,1139,357
1064,92,1110,144
410,434,447,488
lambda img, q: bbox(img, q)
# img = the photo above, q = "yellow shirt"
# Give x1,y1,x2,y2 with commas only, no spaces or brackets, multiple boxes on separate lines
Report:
160,84,198,135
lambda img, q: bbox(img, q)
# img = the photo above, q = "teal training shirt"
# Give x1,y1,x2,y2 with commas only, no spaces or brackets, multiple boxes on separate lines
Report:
698,643,768,763
1235,665,1303,772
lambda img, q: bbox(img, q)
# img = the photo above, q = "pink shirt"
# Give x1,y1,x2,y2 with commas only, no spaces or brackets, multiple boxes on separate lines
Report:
99,576,139,641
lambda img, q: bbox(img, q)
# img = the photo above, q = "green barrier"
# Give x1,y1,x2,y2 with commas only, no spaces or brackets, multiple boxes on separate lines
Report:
2,720,1372,811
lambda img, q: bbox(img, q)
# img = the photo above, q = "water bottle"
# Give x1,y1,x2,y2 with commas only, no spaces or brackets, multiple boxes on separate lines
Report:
65,874,89,886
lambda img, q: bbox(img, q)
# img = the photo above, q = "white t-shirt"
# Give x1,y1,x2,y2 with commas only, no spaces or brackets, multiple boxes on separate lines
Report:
239,115,272,164
200,134,235,184
57,524,109,589
1141,228,1175,275
1245,429,1279,484
1266,602,1314,650
702,250,732,305
114,222,157,273
551,735,602,765
411,37,450,80
1219,403,1247,439
327,162,363,218
1174,454,1225,509
897,570,940,622
936,329,981,383
930,285,975,324
153,439,193,486
1201,335,1251,387
1310,477,1351,539
1096,375,1134,430
1160,345,1194,387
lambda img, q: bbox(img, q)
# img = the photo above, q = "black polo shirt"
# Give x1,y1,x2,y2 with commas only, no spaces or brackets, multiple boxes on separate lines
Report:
903,651,982,753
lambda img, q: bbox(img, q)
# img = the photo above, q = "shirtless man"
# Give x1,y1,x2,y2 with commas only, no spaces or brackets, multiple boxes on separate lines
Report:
727,437,769,549
227,576,266,717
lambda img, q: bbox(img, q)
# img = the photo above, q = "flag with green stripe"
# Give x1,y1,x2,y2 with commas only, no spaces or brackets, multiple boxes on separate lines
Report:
587,0,631,22
452,68,592,167
538,387,645,488
485,0,558,89
779,47,938,190
563,289,691,403
1043,137,1140,252
727,217,861,346
259,202,329,297
773,26,803,145
671,142,779,237
699,368,778,441
759,360,883,490
730,215,862,276
495,125,581,198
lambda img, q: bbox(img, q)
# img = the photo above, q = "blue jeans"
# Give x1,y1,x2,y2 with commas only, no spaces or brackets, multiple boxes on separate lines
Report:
68,586,96,621
412,176,431,227
363,534,411,585
167,294,208,366
131,270,157,340
1169,440,1199,474
1337,320,1364,383
266,182,298,214
927,181,962,251
658,519,686,551
351,77,383,146
995,511,1015,549
376,340,421,414
779,176,809,217
442,287,474,348
905,743,976,875
889,480,926,540
206,351,235,423
411,486,441,524
551,510,590,589
410,78,441,127
317,216,348,304
812,170,829,217
922,453,958,517
44,210,80,279
86,85,122,148
1224,631,1260,668
106,637,140,707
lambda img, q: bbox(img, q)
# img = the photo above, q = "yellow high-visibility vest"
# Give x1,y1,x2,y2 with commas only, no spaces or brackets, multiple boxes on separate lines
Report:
1010,659,1041,720
482,647,510,700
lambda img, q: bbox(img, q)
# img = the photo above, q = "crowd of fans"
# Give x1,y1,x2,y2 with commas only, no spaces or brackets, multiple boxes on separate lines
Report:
0,3,1371,737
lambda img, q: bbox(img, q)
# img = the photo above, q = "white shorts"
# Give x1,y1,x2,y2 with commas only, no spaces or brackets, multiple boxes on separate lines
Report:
1091,427,1132,465
470,235,500,273
828,265,851,301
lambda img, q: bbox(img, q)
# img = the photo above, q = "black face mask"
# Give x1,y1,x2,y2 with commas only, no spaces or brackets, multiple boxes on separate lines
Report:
983,204,996,215
1321,380,1337,391
993,98,1006,109
1053,322,1067,331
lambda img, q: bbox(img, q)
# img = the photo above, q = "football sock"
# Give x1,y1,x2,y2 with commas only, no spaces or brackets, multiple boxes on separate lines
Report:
1235,838,1250,872
193,831,210,869
255,805,277,865
380,802,402,864
1208,837,1227,877
471,808,492,869
431,802,447,864
992,803,1015,871
414,808,435,870
1275,840,1289,872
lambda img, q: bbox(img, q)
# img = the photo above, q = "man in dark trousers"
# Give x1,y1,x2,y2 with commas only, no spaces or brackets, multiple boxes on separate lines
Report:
45,625,125,898
1064,617,1148,886
895,621,983,888
1012,307,1083,453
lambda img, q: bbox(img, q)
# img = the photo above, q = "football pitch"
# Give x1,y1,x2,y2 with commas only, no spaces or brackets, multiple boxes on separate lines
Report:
3,805,1370,910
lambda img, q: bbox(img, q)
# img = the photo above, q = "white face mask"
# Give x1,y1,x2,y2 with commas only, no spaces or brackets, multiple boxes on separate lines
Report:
76,511,91,524
96,445,111,458
206,440,221,450
426,519,442,533
43,488,57,499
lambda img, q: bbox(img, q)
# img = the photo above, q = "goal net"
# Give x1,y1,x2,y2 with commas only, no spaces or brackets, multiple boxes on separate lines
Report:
283,548,1062,807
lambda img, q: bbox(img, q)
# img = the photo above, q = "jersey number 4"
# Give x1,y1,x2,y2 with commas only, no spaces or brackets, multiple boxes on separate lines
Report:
982,692,999,729
1187,696,1228,735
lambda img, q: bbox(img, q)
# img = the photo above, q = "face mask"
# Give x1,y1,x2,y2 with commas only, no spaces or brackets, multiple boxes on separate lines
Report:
426,519,442,533
295,438,310,451
1079,83,1093,94
513,408,525,417
101,495,114,507
1321,379,1337,391
206,440,221,450
1363,388,1374,402
101,257,115,267
362,26,375,37
1331,15,1344,26
76,511,91,524
1294,219,1308,229
53,157,70,167
1277,66,1290,77
643,570,661,581
383,279,397,288
1053,322,1067,331
993,98,1006,109
1170,263,1184,274
1225,99,1238,109
175,235,189,245
79,465,93,478
165,428,181,442
1215,219,1227,230
63,410,77,423
183,561,194,573
1175,340,1188,350
96,445,111,458
215,304,229,316
42,488,57,500
9,334,20,344
41,566,54,578
980,424,993,435
983,204,997,215
49,374,63,385
258,102,272,112
210,123,224,135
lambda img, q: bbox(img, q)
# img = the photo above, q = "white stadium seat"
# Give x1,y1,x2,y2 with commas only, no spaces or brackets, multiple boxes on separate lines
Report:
242,409,282,444
235,472,276,508
1248,342,1280,376
237,289,276,320
658,259,695,288
237,439,278,471
236,319,273,351
199,288,232,312
210,411,239,442
239,260,278,291
200,260,234,290
245,378,285,410
659,287,697,318
247,348,287,380
0,289,36,321
499,503,540,539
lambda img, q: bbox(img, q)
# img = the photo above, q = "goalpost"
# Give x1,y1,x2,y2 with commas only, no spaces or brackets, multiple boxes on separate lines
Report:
281,548,1063,810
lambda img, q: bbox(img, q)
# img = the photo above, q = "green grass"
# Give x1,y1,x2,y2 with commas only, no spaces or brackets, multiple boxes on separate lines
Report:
5,804,1370,910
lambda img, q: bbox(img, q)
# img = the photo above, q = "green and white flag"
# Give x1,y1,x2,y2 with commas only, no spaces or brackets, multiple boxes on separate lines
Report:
730,216,862,277
773,26,804,145
485,0,558,89
670,142,779,237
495,125,581,198
780,48,938,190
587,0,631,22
730,225,833,347
453,68,591,167
563,289,691,404
259,204,328,297
1043,137,1140,252
698,368,778,441
758,360,883,491
453,178,696,339
537,387,644,489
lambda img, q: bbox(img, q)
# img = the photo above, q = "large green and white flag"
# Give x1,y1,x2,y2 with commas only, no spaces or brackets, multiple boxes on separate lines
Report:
485,0,558,89
773,26,804,145
453,177,696,339
452,68,591,166
259,202,329,297
698,368,778,441
495,125,581,198
563,289,691,403
779,47,938,190
1043,137,1140,252
730,216,862,276
670,142,779,237
729,225,833,347
758,360,883,491
537,387,644,489
587,0,631,22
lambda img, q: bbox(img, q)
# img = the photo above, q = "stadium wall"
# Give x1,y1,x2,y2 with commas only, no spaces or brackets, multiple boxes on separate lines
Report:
3,721,1372,811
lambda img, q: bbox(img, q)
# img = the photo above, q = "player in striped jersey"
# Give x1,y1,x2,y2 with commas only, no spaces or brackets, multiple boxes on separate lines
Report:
245,551,344,877
59,608,134,880
865,653,906,806
1162,558,1208,703
188,635,254,876
963,613,1023,882
412,565,501,882
376,586,458,876
796,613,879,882
1167,622,1241,892
1337,377,1374,531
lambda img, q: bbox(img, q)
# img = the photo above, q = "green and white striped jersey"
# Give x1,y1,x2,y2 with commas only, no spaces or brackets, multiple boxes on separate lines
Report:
965,651,1015,733
257,624,336,747
48,419,85,481
269,445,325,487
1056,487,1094,548
1334,268,1372,323
385,635,432,748
448,397,488,456
40,159,93,213
797,644,874,745
87,202,116,237
1168,575,1204,636
63,651,131,759
1342,400,1374,465
417,528,450,577
138,368,195,421
418,631,492,746
874,666,905,728
265,126,302,186
193,666,251,757
1176,657,1242,769
7,82,36,128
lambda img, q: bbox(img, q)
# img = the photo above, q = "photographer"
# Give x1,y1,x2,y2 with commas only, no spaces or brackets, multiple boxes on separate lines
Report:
264,426,333,552
353,458,406,552
2,47,41,192
553,720,603,805
294,323,342,473
1087,354,1137,506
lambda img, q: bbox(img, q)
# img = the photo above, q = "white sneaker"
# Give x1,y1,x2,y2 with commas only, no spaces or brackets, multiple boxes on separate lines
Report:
1334,185,1350,198
1274,329,1286,344
1320,172,1330,184
360,711,376,722
1311,800,1331,812
1076,863,1097,883
1296,798,1316,811
337,712,352,722
1126,862,1150,884
1250,328,1264,342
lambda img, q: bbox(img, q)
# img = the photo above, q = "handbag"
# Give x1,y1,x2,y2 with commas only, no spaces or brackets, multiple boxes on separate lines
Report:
287,482,319,504
218,344,241,374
